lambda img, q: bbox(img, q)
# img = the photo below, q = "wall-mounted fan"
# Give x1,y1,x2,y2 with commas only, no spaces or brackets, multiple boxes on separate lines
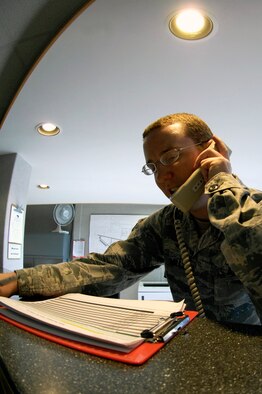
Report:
52,204,75,233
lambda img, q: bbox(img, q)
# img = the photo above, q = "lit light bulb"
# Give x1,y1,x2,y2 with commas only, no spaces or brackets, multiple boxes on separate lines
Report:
169,8,213,40
176,10,205,34
41,123,57,132
36,122,61,136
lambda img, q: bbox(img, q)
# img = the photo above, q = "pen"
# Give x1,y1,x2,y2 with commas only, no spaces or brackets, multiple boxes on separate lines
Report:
140,313,190,342
156,315,190,342
141,315,176,339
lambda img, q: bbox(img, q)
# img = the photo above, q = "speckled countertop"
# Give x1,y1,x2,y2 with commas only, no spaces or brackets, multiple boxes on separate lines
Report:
0,317,261,394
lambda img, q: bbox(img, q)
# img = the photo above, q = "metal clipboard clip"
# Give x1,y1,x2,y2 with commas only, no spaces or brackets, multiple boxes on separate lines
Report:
140,312,190,343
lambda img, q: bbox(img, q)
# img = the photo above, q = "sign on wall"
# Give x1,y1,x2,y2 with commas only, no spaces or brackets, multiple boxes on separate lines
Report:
8,205,24,259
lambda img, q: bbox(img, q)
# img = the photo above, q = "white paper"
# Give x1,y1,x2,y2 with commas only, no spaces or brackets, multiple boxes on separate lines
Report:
8,205,24,244
72,240,85,257
0,294,185,350
7,243,22,259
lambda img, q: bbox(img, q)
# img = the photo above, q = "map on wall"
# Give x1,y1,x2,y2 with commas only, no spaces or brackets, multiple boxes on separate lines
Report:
89,214,146,253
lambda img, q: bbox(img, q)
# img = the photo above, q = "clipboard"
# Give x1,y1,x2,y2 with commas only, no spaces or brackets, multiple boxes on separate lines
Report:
0,310,198,365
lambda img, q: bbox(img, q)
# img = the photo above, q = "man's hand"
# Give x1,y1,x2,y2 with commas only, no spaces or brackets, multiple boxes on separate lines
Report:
0,273,18,297
194,135,232,182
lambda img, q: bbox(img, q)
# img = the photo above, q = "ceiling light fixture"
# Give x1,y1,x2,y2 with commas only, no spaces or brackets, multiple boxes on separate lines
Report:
37,184,50,189
169,9,213,40
36,122,61,136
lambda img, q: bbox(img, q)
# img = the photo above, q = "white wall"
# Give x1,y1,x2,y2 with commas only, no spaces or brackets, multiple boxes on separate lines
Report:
0,153,31,272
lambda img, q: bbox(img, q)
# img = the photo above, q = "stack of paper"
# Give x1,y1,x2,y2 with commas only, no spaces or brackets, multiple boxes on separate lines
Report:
0,293,186,352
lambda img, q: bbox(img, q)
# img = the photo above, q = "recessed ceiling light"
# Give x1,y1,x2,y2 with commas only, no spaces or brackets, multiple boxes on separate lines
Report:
36,122,61,136
169,9,213,40
37,184,50,189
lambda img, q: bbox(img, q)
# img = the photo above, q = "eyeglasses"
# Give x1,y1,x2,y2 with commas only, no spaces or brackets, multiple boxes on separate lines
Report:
142,141,208,175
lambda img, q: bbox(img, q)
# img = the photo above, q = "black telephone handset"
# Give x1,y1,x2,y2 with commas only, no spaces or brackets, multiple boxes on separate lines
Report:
170,141,231,212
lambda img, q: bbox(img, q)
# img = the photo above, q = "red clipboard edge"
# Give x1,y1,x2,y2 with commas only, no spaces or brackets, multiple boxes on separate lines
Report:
0,310,198,365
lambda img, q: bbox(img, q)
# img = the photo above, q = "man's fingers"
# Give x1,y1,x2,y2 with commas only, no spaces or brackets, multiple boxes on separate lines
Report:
212,135,231,159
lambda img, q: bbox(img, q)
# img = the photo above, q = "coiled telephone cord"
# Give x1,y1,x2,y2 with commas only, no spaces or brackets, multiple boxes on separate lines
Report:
174,218,205,318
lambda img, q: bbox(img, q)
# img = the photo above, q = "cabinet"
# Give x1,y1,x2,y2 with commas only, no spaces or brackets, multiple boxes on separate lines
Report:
24,233,70,268
138,282,173,301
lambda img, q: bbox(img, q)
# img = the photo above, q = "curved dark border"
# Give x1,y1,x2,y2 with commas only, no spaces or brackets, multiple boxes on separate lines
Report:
0,0,95,128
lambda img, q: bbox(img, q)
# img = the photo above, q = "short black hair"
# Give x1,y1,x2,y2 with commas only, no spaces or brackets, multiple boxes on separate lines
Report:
143,113,213,143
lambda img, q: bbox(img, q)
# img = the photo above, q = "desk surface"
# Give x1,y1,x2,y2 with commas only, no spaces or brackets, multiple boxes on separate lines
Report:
0,317,261,394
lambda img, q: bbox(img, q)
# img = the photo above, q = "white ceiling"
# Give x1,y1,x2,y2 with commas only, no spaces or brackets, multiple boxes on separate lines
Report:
1,0,262,205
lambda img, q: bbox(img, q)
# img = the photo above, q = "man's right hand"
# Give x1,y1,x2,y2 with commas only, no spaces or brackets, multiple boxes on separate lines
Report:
194,135,232,182
0,273,18,297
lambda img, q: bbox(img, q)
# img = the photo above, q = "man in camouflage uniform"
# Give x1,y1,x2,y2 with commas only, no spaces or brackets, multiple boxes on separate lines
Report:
1,113,261,325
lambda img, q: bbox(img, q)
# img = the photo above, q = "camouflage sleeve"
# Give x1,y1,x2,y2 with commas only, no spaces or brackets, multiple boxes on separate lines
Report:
16,215,165,298
206,172,262,320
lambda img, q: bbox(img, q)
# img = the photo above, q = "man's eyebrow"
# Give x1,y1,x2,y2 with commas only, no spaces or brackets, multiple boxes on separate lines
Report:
161,146,180,154
146,146,179,163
